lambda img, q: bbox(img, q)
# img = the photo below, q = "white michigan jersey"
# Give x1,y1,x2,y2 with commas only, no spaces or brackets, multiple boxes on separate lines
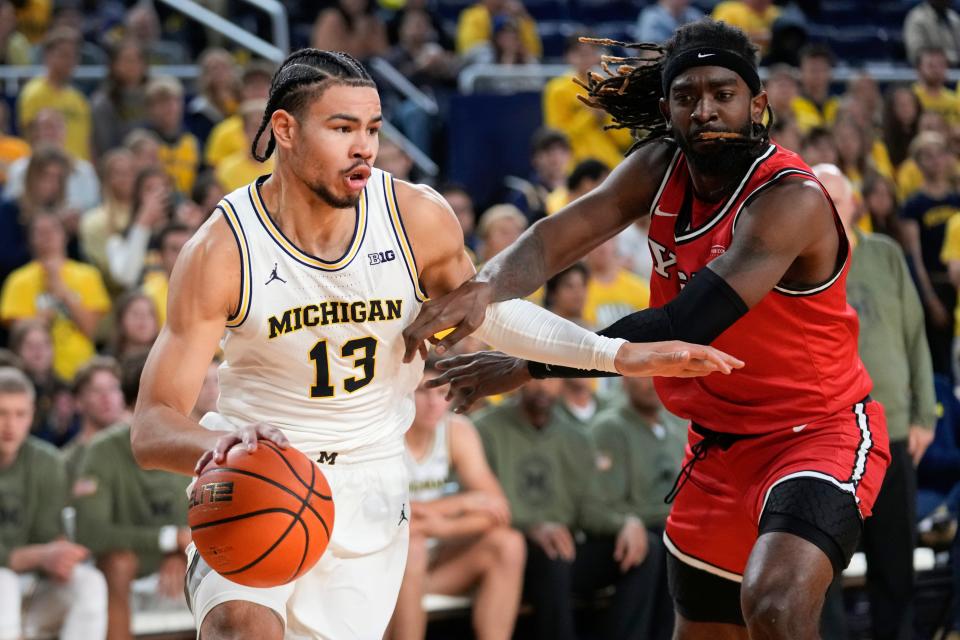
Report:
214,168,427,462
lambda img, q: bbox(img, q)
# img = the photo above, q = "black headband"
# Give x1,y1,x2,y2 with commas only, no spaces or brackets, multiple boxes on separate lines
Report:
661,47,762,97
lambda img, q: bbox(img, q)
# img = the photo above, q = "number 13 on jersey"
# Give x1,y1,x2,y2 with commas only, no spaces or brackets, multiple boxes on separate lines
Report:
308,337,377,398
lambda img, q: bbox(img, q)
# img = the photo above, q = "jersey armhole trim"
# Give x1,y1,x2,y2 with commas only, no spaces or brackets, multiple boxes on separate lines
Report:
384,173,428,302
220,200,252,328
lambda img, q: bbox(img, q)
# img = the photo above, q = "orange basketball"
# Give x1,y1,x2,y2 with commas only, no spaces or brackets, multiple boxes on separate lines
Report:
188,440,334,588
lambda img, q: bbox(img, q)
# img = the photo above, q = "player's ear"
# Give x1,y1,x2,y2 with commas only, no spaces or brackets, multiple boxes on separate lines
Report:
659,97,671,123
751,91,768,125
271,109,297,152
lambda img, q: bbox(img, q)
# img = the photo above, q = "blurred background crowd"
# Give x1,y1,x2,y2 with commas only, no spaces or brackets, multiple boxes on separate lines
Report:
0,0,958,638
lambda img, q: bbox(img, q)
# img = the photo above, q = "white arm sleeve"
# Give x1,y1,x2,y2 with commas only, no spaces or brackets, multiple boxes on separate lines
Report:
473,299,626,373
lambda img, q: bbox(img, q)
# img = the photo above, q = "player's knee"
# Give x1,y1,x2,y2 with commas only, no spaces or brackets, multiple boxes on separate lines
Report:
202,601,284,640
68,564,108,613
487,527,525,567
98,549,139,587
741,576,811,638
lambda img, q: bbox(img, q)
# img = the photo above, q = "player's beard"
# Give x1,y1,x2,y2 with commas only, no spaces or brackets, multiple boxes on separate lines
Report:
307,181,361,210
674,119,760,178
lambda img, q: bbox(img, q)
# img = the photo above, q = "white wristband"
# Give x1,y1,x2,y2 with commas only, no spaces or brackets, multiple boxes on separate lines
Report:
473,299,625,372
158,525,179,553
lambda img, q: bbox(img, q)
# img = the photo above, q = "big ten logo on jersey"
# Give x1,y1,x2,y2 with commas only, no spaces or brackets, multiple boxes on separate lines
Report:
368,250,396,265
649,238,691,287
189,481,234,508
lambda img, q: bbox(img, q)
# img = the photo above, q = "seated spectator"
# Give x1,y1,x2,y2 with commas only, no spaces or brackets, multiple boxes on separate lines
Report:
791,44,839,135
913,47,960,127
770,117,801,153
504,128,571,224
546,158,609,215
544,37,632,168
142,222,192,327
145,76,200,196
374,136,414,182
480,15,538,65
456,0,541,61
438,183,478,254
5,109,101,214
311,0,388,60
190,355,220,422
0,101,30,186
635,0,703,44
388,359,524,640
883,84,922,170
896,110,958,201
203,60,273,170
79,149,136,288
583,238,650,327
8,320,73,446
60,357,125,482
0,0,30,65
0,212,111,381
124,128,163,175
191,169,226,223
215,99,273,193
105,167,175,290
904,0,960,66
73,352,191,640
764,64,800,123
110,292,159,360
554,376,613,431
122,1,188,65
832,116,893,192
862,172,904,241
475,378,660,640
799,126,839,167
543,263,589,324
476,204,527,264
0,146,72,283
0,366,107,640
16,26,91,161
185,48,240,147
711,0,780,57
91,39,148,159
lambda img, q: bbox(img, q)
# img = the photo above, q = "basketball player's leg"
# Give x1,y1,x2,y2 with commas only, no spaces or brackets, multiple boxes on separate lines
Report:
667,552,748,640
98,549,139,640
21,563,108,640
201,601,284,640
385,532,430,640
426,527,526,640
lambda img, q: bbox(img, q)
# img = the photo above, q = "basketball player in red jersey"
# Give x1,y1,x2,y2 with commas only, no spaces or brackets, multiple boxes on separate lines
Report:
402,20,891,640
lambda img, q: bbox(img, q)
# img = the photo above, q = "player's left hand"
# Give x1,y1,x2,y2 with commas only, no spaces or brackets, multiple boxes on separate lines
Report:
908,424,935,466
157,554,187,599
613,516,649,573
615,341,744,378
194,423,290,474
427,351,532,414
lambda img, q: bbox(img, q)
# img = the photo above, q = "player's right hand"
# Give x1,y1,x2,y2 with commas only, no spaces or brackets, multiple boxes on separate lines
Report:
42,540,89,583
528,522,576,561
194,423,290,475
615,341,744,378
402,280,494,362
427,351,532,414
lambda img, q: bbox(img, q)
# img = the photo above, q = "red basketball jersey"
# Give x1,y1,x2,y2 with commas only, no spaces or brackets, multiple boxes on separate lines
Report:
647,143,872,434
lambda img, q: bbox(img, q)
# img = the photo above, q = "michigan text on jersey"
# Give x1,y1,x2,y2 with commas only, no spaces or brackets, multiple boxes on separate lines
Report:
268,299,404,339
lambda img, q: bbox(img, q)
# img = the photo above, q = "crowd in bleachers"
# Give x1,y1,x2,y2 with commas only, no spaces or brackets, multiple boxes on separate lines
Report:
0,0,958,638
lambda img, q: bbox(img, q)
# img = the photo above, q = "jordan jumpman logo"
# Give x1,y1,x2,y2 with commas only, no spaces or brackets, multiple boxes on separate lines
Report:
265,263,287,285
398,503,408,526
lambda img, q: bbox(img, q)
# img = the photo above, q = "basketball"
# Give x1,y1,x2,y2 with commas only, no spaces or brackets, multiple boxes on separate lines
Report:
187,440,335,588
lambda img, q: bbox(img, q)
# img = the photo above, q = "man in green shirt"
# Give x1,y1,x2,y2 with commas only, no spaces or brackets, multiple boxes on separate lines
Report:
61,356,126,483
815,164,938,640
591,376,687,640
474,377,660,640
0,366,106,640
73,352,191,640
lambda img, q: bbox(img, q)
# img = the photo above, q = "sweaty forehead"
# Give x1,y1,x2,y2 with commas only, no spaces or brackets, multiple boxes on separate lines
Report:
312,84,381,121
671,66,747,93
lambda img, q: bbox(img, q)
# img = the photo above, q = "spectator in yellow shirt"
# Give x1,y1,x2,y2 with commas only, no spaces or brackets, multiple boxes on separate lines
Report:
141,223,192,327
144,76,200,196
882,84,922,169
215,99,275,193
204,61,274,170
913,47,960,126
456,0,541,60
185,48,240,147
712,0,780,56
13,0,50,44
17,27,92,161
896,110,959,201
582,238,650,327
791,44,840,134
545,157,609,216
79,149,135,288
544,37,633,168
0,213,110,381
0,0,32,65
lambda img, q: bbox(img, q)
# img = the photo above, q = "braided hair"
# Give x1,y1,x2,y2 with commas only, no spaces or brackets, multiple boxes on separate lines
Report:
578,20,772,156
251,49,376,162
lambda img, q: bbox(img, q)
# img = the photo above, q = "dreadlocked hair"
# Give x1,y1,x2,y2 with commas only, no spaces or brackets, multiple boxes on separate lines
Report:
578,19,772,156
251,49,376,162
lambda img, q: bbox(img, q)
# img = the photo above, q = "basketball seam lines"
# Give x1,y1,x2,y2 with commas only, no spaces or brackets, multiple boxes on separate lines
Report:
287,462,316,583
260,441,332,500
199,467,329,527
190,507,299,531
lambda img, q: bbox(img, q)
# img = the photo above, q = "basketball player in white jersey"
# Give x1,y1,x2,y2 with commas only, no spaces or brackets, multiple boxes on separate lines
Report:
130,49,742,640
